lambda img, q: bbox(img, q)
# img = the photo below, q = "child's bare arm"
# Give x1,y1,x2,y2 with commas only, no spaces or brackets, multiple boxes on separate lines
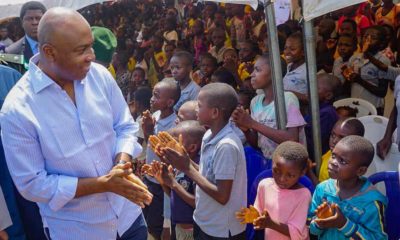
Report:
254,214,290,237
353,76,389,98
170,181,195,208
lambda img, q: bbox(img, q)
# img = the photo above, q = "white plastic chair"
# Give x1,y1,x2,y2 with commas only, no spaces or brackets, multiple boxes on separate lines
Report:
358,115,397,145
333,98,377,118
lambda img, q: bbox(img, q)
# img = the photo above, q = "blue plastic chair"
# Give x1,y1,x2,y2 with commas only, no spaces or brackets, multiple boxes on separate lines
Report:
246,169,315,240
244,146,272,204
368,171,400,240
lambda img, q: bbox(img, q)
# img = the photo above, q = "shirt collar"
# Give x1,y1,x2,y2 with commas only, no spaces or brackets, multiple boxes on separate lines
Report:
157,112,177,127
29,54,56,94
203,123,233,147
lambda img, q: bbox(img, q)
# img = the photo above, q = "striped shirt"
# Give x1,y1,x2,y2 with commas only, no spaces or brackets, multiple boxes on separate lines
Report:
0,54,143,240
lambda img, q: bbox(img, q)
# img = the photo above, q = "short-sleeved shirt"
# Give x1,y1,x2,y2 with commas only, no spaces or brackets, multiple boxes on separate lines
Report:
254,178,311,240
332,56,349,83
135,115,146,161
251,92,306,159
171,171,195,225
174,80,200,112
349,52,390,108
283,63,308,95
194,123,247,238
145,111,177,183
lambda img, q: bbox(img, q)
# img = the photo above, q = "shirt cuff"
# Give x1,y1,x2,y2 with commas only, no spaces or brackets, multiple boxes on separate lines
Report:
115,139,142,159
338,217,357,237
48,175,78,212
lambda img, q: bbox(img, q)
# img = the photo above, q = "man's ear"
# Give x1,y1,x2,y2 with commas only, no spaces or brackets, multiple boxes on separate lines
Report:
357,166,368,177
41,43,55,61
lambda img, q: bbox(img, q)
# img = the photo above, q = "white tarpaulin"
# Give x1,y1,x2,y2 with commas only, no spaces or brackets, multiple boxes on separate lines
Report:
0,0,112,20
303,0,367,21
204,0,259,10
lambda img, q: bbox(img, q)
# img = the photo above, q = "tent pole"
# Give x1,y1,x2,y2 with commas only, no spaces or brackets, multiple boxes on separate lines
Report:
263,0,287,130
303,20,322,172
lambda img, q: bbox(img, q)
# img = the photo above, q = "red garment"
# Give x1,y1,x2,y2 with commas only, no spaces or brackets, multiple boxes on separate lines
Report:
338,14,371,36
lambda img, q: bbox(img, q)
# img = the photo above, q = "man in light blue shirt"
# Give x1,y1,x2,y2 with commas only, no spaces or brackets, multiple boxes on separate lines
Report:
1,8,152,240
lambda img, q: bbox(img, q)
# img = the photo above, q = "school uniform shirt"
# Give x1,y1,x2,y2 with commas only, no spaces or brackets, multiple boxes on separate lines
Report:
170,171,196,225
145,110,177,183
174,80,200,112
194,123,247,238
349,52,390,108
308,178,387,240
254,178,311,240
283,63,308,95
251,92,306,159
333,56,349,84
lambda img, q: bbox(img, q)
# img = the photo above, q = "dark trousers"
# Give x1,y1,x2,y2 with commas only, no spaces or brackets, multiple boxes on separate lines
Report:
193,222,246,240
142,178,164,240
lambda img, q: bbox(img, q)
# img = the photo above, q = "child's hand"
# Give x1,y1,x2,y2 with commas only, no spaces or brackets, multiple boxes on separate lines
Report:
142,110,155,137
151,160,164,184
314,203,347,229
141,163,156,177
315,201,334,219
236,205,260,224
158,132,186,154
253,211,270,230
160,164,176,187
232,106,253,130
158,145,191,173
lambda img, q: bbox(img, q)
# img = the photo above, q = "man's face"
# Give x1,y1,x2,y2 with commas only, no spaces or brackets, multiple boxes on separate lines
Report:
50,20,95,82
22,9,44,40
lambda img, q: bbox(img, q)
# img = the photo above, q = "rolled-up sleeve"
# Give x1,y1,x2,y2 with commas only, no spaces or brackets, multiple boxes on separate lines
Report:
1,111,78,211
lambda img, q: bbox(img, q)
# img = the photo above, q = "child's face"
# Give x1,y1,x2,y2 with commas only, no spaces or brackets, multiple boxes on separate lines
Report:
284,37,304,64
165,45,175,59
337,36,356,59
223,50,238,63
200,58,217,78
340,22,355,36
238,94,251,110
212,30,226,48
197,92,214,127
239,42,255,62
272,156,305,189
328,143,365,180
152,38,163,51
175,106,197,125
170,56,192,82
132,70,144,83
150,84,173,112
363,29,380,52
192,21,203,35
250,58,271,90
329,123,354,151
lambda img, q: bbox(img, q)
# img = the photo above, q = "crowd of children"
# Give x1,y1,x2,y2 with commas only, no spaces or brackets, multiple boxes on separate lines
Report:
2,0,400,239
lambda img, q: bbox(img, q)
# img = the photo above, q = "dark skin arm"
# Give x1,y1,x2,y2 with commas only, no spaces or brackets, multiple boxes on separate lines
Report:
377,104,397,159
253,212,290,237
350,75,389,98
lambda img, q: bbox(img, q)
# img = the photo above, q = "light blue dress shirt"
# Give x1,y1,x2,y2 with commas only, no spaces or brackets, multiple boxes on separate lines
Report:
0,54,143,240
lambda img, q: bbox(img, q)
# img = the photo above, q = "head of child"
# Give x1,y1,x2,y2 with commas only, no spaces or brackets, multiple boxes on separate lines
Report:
222,48,238,65
197,83,238,129
271,141,308,190
250,54,272,91
131,67,146,87
165,17,177,31
189,6,200,19
211,27,226,49
128,86,152,116
165,43,176,60
239,40,259,63
200,53,218,79
363,26,386,54
192,19,204,36
170,51,193,84
336,106,358,119
176,100,198,125
337,34,358,60
329,118,365,151
238,90,254,110
152,35,164,52
170,120,206,159
284,32,305,65
381,24,395,49
339,19,357,36
231,4,244,17
317,73,340,104
210,67,238,89
329,136,374,181
318,18,335,40
150,79,181,114
250,6,263,24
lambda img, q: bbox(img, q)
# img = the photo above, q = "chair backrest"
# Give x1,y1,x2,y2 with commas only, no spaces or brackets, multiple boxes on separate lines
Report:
358,115,397,144
334,98,377,117
368,171,400,240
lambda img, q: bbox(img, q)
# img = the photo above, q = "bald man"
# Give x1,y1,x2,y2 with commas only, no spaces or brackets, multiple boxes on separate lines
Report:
1,8,151,240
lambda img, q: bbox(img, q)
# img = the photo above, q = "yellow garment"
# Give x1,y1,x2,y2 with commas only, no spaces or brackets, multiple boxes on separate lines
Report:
245,5,252,14
127,57,137,72
238,59,256,81
188,18,196,28
225,32,232,48
334,44,361,60
108,64,116,79
154,51,167,68
319,150,331,182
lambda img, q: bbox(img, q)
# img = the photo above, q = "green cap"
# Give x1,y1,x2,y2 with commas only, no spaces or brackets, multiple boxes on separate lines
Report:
91,26,117,65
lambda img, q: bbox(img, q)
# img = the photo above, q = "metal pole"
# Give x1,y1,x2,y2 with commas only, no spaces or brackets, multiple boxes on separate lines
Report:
303,20,322,172
263,0,287,130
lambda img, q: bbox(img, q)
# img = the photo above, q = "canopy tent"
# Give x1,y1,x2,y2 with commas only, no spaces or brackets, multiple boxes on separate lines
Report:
0,0,113,20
